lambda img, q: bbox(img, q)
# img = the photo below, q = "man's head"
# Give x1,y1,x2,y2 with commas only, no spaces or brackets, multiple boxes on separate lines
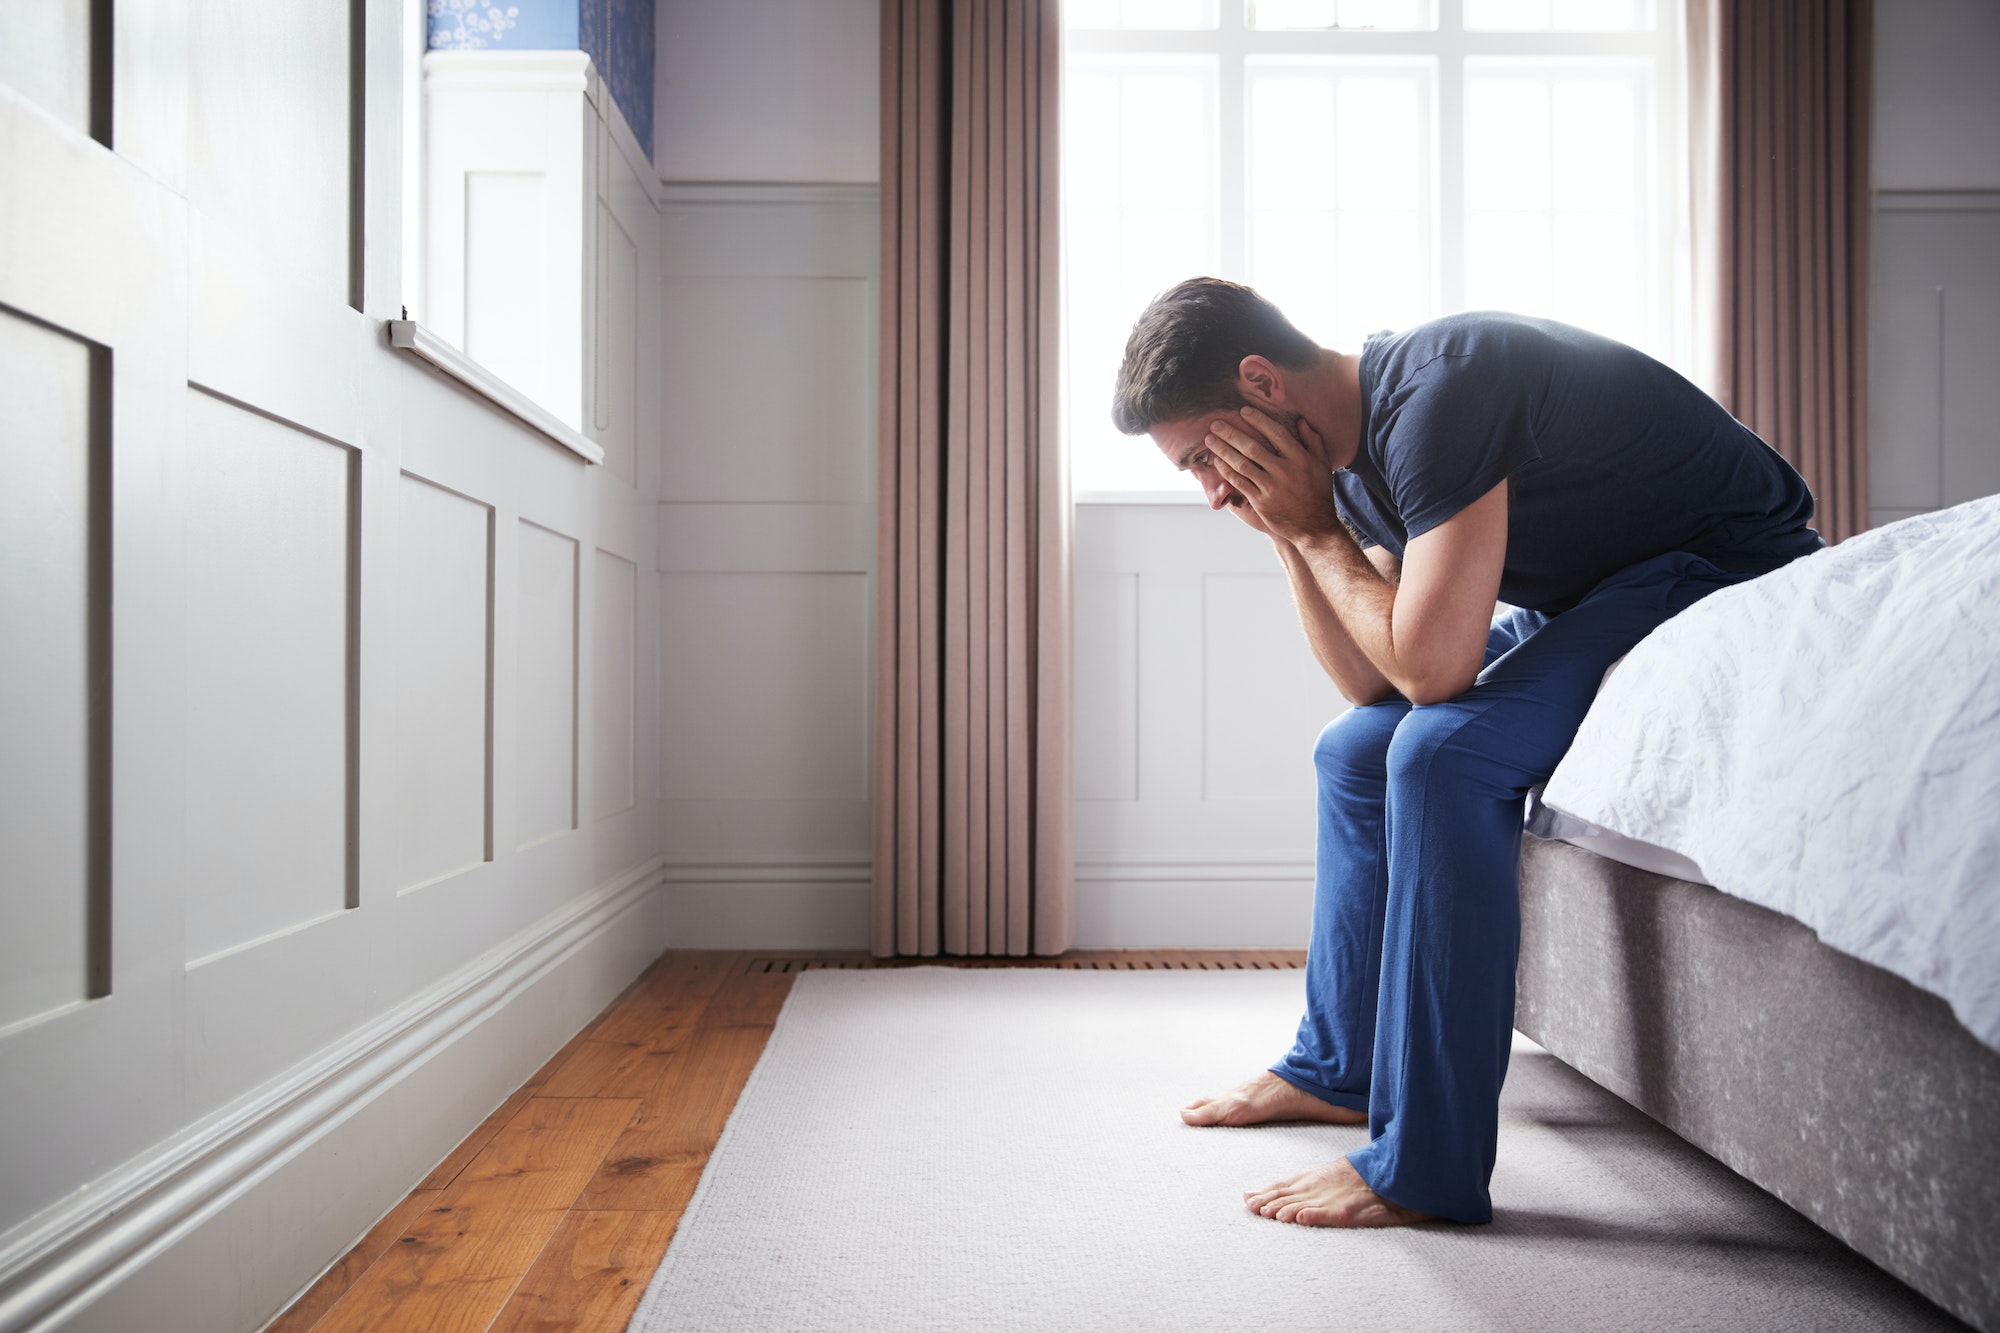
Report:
1112,277,1321,510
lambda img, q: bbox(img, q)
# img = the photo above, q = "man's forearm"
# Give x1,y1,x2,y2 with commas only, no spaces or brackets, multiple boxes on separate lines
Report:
1288,524,1464,700
1274,537,1397,706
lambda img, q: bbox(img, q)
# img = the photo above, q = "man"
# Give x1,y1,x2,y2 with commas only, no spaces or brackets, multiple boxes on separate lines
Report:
1112,278,1821,1229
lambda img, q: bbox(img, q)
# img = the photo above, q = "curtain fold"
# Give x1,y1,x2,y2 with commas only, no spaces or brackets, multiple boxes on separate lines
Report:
876,0,1072,957
1688,0,1874,542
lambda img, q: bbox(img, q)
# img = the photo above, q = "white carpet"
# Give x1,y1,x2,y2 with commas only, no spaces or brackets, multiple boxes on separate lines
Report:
627,967,1960,1332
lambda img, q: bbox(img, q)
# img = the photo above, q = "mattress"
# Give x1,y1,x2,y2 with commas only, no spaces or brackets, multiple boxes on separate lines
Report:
1524,789,1710,885
1535,495,2000,1053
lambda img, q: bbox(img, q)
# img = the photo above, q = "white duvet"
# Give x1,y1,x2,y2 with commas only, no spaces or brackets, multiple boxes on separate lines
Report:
1537,494,2000,1053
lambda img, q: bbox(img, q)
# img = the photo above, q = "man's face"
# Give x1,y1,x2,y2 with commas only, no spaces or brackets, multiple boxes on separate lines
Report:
1149,404,1303,511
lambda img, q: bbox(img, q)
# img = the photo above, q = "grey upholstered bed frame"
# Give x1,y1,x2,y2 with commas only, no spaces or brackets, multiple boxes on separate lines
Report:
1514,834,2000,1331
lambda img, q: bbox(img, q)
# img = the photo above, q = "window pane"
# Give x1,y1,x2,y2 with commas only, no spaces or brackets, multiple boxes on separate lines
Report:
1252,0,1338,26
1066,0,1124,28
1463,60,1655,354
1251,210,1338,343
1065,75,1121,211
1551,0,1643,30
1464,0,1549,29
1065,58,1216,493
1466,0,1646,29
1120,75,1209,197
1336,78,1420,210
1335,212,1424,344
1250,78,1337,210
1465,77,1551,211
1465,210,1552,314
1250,0,1430,28
1248,60,1433,355
1338,0,1427,28
1551,80,1636,212
1551,213,1640,344
1068,0,1220,29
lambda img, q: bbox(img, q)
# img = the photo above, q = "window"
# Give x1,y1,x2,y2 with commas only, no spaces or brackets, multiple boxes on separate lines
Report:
1063,0,1681,496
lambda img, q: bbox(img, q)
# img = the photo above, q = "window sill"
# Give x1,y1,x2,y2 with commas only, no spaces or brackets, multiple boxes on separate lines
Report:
386,320,604,465
1074,489,1205,504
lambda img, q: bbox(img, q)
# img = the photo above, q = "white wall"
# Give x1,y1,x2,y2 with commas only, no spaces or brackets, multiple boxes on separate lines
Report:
1874,0,2000,191
649,0,881,946
1869,0,2000,528
642,0,1322,950
0,6,666,1331
653,190,879,946
653,0,880,183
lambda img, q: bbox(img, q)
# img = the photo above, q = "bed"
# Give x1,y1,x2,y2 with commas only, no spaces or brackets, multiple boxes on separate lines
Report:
1512,495,2000,1331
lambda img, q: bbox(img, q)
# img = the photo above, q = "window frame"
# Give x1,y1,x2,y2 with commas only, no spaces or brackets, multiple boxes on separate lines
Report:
1063,0,1686,501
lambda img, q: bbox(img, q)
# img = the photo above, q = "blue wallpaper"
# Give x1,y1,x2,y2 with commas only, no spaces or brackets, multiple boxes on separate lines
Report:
584,0,656,161
429,0,654,160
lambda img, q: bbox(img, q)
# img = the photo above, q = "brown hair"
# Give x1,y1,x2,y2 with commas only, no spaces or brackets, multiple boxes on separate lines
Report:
1110,277,1319,435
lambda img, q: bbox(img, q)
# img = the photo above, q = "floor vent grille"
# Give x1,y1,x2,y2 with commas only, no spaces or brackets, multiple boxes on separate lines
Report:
743,954,1305,975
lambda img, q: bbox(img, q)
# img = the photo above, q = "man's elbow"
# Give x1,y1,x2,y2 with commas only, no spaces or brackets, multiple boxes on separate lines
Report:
1340,682,1400,708
1398,662,1479,707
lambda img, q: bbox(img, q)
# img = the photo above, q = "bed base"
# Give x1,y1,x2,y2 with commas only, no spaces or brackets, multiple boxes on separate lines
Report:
1515,834,2000,1331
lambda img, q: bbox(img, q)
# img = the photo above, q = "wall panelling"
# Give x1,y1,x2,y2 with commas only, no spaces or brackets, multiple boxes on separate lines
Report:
0,306,104,1030
515,520,580,848
182,390,356,965
0,14,667,1329
656,187,877,946
392,472,496,893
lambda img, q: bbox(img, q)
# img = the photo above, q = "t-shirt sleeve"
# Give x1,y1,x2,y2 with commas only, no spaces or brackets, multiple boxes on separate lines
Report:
1379,348,1543,540
1332,473,1378,549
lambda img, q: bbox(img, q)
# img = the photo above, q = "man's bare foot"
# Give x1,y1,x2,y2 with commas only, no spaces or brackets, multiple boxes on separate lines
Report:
1245,1157,1437,1228
1181,1070,1367,1127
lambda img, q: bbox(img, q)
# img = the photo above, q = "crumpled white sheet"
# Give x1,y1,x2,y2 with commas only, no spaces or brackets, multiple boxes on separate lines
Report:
1539,494,2000,1053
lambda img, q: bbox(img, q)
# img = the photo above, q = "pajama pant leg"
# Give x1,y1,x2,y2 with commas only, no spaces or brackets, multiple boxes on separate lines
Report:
1344,551,1751,1223
1269,609,1548,1111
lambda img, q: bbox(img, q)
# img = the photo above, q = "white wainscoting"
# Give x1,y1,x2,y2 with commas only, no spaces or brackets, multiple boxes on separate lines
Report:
1073,502,1337,948
656,185,878,949
1870,191,2000,530
182,390,357,966
0,15,666,1332
0,296,101,1033
644,188,1331,952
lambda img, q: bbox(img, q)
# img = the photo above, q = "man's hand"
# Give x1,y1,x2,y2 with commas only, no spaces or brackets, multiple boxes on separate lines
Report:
1204,407,1344,549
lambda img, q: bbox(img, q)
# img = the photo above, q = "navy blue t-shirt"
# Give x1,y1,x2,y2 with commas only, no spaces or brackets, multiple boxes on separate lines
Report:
1333,312,1823,613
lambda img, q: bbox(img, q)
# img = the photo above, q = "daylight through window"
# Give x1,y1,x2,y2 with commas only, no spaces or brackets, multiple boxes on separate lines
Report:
1063,0,1681,495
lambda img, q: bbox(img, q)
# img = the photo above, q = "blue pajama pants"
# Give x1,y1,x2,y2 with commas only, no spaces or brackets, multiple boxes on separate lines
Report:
1268,550,1755,1223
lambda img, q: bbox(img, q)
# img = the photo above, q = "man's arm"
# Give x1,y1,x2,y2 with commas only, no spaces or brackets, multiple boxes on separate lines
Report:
1208,407,1507,707
1273,537,1401,706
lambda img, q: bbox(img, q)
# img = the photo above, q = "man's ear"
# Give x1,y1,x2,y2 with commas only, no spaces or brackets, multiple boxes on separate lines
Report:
1236,355,1286,408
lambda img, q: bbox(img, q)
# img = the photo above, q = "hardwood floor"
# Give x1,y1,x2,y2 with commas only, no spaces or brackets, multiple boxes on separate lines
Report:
267,948,1306,1332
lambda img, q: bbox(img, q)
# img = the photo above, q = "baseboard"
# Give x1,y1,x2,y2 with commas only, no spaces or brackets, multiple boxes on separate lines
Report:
0,859,668,1333
663,861,871,949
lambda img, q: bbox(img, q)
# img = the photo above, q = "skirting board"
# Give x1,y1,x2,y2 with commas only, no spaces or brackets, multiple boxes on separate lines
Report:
663,862,872,949
0,859,669,1333
660,861,1314,951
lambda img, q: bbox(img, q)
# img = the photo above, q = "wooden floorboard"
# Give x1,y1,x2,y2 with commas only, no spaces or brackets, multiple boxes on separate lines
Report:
571,1024,774,1214
483,1209,682,1333
266,1188,443,1333
269,948,1302,1331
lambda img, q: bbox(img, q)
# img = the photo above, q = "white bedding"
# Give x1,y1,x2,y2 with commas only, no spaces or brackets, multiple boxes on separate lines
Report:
1536,495,2000,1053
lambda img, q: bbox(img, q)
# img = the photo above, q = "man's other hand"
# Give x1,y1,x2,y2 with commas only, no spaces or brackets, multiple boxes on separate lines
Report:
1205,407,1344,549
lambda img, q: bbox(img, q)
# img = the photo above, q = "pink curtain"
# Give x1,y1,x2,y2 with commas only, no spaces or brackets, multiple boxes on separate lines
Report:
1688,0,1874,542
875,0,1072,957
